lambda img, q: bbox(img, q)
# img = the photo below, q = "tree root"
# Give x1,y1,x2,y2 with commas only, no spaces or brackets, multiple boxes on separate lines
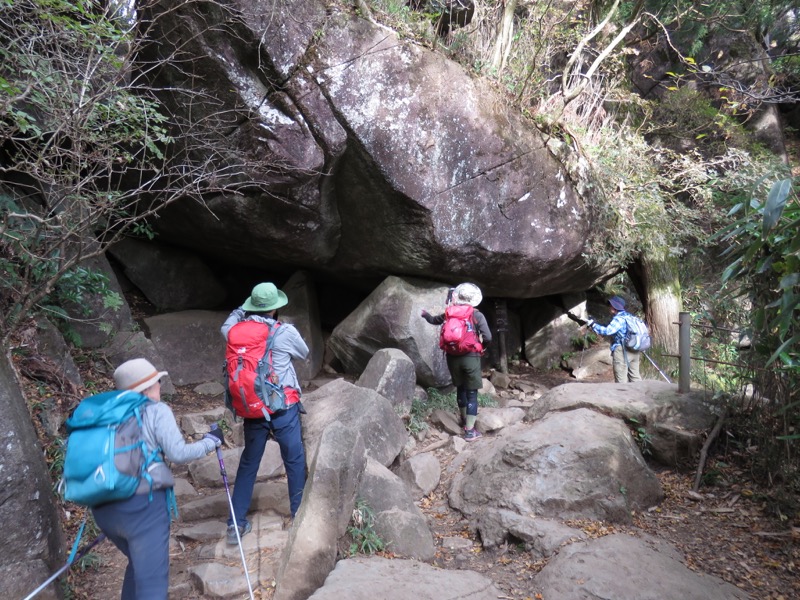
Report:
693,407,728,493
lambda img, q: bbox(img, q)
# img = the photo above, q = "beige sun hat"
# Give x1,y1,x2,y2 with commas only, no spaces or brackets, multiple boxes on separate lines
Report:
242,282,289,312
453,283,483,307
114,358,168,393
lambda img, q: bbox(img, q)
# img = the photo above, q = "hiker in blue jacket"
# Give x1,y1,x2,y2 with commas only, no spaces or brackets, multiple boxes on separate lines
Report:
221,281,309,543
586,295,642,383
92,358,223,600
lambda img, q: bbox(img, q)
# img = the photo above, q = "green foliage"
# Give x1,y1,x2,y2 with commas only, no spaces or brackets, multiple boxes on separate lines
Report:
407,397,430,435
772,54,800,83
0,0,241,342
407,387,497,434
45,436,67,479
408,387,452,434
712,176,800,484
583,128,675,268
76,551,103,573
52,267,118,316
641,0,787,55
571,332,597,350
0,0,171,338
627,417,653,456
716,178,799,371
646,87,753,156
347,499,386,556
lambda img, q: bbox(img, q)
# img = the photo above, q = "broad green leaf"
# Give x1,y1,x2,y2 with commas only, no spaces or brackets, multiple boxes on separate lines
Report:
752,308,765,330
762,179,792,234
766,334,800,367
721,257,743,283
779,273,799,289
777,399,800,415
743,241,763,263
726,202,744,217
756,255,774,274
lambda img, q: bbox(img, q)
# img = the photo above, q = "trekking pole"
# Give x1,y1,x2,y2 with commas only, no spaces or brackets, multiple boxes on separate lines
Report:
23,532,106,600
211,424,255,600
643,351,672,383
565,311,591,368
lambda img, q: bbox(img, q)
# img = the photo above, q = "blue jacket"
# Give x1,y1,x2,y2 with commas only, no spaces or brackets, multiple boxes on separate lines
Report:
590,310,630,352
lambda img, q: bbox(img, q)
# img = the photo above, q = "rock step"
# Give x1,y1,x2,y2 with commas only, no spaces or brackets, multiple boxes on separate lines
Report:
172,513,289,598
178,481,290,523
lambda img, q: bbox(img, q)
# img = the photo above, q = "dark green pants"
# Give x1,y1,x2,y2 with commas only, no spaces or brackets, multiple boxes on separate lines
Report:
446,353,482,389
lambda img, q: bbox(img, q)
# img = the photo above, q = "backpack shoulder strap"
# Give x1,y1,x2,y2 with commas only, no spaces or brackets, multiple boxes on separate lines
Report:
263,321,282,367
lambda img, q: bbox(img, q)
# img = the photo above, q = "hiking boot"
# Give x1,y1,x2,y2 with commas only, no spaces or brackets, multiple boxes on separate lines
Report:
226,520,252,545
463,428,482,441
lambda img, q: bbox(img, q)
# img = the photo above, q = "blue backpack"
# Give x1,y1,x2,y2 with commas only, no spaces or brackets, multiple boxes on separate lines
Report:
624,314,652,352
61,390,161,507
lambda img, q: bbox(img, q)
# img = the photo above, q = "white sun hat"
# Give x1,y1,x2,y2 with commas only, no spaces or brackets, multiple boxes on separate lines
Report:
453,283,483,307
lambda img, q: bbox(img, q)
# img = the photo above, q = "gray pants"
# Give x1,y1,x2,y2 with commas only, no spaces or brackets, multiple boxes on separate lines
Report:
612,346,641,383
92,489,170,600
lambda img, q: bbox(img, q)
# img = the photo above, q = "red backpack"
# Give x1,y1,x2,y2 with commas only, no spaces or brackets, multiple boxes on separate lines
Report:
439,304,483,355
223,320,288,420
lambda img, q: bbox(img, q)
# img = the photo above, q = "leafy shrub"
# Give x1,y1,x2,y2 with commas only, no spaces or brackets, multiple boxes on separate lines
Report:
347,499,386,556
407,386,498,434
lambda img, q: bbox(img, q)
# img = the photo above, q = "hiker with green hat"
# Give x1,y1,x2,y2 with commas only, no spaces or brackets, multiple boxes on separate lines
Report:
585,295,642,382
220,282,309,542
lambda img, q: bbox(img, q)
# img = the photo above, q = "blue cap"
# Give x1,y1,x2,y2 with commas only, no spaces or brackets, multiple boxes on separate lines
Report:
608,296,626,311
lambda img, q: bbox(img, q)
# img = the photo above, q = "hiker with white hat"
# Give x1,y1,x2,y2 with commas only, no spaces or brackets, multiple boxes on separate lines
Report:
91,358,224,600
421,283,492,441
585,295,642,382
220,282,309,542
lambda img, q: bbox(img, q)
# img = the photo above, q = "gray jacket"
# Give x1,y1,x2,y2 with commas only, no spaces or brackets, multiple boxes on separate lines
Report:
221,310,309,391
137,401,216,494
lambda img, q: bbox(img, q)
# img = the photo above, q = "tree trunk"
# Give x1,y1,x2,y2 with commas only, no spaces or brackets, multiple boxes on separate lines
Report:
490,0,517,72
629,247,681,377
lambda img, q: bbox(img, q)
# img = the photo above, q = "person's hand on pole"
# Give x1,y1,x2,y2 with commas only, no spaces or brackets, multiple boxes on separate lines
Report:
204,424,224,448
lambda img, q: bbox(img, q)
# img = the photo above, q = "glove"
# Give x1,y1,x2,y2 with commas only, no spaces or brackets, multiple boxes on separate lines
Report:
566,311,587,326
204,426,224,448
420,309,430,319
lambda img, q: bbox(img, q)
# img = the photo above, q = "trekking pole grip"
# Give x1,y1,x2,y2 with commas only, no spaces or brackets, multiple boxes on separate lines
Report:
210,423,227,477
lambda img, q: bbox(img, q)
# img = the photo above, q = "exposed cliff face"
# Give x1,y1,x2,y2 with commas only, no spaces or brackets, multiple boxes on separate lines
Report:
0,352,65,598
144,0,611,297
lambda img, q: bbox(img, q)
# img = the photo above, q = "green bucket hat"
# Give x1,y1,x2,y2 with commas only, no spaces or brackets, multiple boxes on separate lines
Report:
242,282,288,312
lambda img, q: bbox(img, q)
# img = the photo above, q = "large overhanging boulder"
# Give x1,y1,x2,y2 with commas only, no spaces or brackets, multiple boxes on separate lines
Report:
142,1,611,297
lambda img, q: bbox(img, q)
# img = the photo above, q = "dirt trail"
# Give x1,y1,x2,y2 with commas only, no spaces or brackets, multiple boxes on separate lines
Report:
64,365,798,600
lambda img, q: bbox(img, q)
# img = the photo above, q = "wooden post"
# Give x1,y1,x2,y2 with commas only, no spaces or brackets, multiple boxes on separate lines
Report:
679,311,691,393
494,299,508,374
